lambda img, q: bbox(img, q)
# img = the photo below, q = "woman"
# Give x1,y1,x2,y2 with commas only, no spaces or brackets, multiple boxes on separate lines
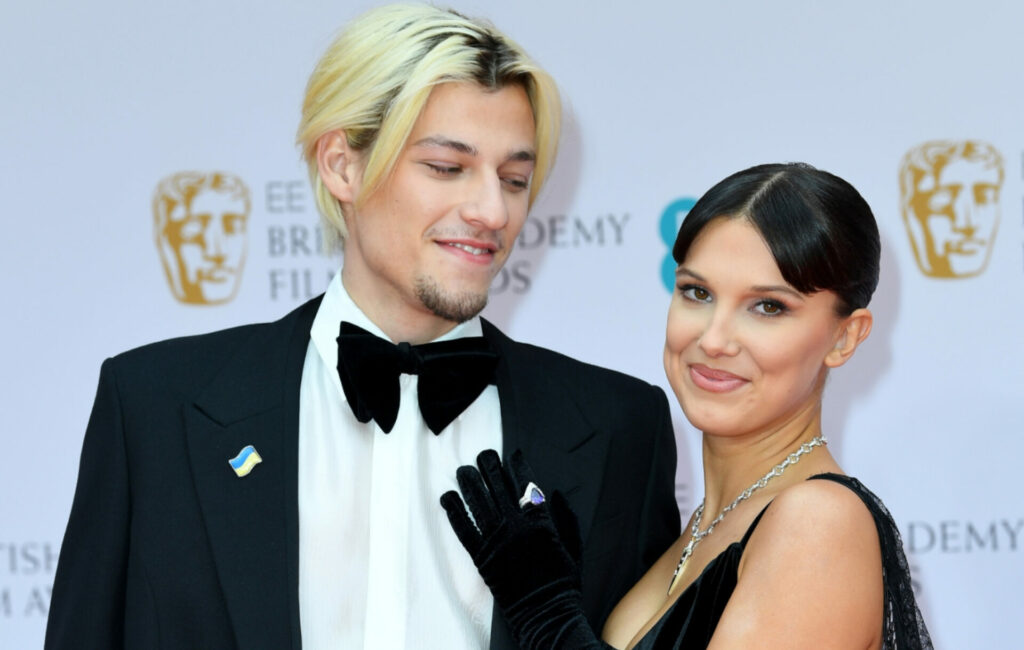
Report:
442,163,932,649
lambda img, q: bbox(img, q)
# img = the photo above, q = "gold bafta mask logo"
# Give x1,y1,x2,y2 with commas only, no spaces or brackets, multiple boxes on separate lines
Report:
153,172,251,305
899,141,1003,278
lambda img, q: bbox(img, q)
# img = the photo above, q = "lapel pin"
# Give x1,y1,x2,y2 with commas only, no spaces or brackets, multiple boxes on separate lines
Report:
229,445,263,477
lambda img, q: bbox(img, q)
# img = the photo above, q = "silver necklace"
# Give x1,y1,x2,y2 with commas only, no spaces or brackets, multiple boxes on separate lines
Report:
668,435,827,594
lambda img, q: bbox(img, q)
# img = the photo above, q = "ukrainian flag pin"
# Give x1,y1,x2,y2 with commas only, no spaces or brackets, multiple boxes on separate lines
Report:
229,445,262,477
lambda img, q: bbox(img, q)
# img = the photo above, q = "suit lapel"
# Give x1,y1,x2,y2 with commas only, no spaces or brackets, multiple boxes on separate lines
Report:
483,320,611,650
482,320,608,545
185,297,320,650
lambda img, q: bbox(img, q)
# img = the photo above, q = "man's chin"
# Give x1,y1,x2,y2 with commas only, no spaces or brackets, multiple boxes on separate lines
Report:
414,276,488,323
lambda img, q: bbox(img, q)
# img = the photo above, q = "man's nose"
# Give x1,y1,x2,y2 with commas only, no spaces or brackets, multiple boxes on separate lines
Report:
460,175,510,230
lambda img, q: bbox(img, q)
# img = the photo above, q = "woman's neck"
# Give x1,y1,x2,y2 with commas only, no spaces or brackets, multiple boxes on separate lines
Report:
698,401,834,517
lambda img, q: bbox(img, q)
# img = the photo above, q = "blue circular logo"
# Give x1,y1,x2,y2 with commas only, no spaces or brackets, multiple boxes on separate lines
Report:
659,197,697,292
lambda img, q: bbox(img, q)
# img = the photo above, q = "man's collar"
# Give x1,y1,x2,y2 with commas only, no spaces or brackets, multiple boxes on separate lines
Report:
311,271,484,393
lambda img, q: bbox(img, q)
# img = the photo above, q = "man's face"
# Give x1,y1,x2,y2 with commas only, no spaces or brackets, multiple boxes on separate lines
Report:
162,190,248,303
341,81,536,333
906,156,1001,277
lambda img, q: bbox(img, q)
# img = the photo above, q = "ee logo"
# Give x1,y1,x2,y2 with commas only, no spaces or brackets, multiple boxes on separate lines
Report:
659,197,697,292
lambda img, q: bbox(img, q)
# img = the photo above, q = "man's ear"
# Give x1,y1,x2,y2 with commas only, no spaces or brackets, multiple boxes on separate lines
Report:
825,308,873,368
316,130,361,204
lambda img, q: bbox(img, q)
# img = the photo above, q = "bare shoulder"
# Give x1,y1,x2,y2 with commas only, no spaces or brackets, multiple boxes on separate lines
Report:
708,478,884,649
757,477,878,546
742,478,883,588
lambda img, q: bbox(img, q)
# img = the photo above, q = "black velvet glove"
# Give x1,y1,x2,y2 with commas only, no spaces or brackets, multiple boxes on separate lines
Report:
440,449,612,649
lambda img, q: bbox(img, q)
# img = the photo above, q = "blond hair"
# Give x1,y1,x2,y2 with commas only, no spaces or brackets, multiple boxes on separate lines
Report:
297,4,561,249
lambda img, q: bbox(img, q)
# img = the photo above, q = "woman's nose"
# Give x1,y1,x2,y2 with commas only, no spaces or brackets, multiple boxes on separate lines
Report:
698,310,740,357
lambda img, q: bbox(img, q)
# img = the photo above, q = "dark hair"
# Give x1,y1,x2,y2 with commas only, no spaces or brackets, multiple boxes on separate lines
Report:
672,163,880,315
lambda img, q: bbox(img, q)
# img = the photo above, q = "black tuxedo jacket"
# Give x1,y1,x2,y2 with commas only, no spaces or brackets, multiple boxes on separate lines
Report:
46,297,680,649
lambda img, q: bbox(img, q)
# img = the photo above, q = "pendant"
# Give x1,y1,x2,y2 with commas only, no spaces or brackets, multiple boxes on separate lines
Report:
668,536,698,593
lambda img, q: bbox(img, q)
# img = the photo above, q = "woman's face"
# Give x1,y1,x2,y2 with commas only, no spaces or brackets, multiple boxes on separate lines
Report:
664,218,848,438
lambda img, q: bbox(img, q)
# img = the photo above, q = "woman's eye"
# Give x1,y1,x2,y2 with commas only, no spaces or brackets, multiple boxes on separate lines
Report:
754,300,787,316
679,285,711,302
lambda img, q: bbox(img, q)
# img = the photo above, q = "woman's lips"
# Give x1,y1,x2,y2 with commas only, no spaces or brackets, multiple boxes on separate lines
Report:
689,364,749,393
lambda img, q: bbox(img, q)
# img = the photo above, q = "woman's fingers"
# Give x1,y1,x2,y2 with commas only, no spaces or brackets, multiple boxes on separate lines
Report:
440,490,483,555
456,463,501,534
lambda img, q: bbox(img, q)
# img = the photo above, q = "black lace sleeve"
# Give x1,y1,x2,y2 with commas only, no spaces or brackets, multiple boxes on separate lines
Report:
810,473,933,650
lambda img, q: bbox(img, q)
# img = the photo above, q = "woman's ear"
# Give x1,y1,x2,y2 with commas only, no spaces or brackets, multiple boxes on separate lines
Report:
316,130,361,204
825,308,873,368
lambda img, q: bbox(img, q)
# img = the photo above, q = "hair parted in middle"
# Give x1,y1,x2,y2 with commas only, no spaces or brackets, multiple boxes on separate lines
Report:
297,3,562,249
672,163,881,316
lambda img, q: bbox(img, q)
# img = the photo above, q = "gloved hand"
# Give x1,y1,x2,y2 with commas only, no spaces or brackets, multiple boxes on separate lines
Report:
440,449,611,649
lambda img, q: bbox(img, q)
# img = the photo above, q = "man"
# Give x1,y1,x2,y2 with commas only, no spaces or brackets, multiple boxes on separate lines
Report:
46,5,679,649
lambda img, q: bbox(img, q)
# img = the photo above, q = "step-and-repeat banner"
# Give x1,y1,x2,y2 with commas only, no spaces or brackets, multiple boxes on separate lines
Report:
2,1,1020,647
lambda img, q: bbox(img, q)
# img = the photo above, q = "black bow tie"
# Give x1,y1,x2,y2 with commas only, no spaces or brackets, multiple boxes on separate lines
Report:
336,321,500,435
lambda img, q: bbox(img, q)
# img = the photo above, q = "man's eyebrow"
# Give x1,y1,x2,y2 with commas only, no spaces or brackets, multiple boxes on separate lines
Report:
412,136,477,156
412,136,536,163
507,149,536,163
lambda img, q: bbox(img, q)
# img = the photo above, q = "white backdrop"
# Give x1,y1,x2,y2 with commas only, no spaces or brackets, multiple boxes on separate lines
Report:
2,1,1021,647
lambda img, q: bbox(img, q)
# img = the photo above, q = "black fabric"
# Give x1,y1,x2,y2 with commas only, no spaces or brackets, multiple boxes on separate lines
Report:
631,507,770,649
442,450,611,649
45,296,680,650
633,473,933,650
447,462,933,650
480,321,681,649
336,320,499,434
810,474,933,650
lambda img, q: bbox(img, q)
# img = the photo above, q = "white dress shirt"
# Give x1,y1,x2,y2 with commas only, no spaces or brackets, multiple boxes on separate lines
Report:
298,272,501,649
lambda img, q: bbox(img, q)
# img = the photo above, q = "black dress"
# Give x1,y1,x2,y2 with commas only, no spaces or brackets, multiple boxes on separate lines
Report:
632,473,932,650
